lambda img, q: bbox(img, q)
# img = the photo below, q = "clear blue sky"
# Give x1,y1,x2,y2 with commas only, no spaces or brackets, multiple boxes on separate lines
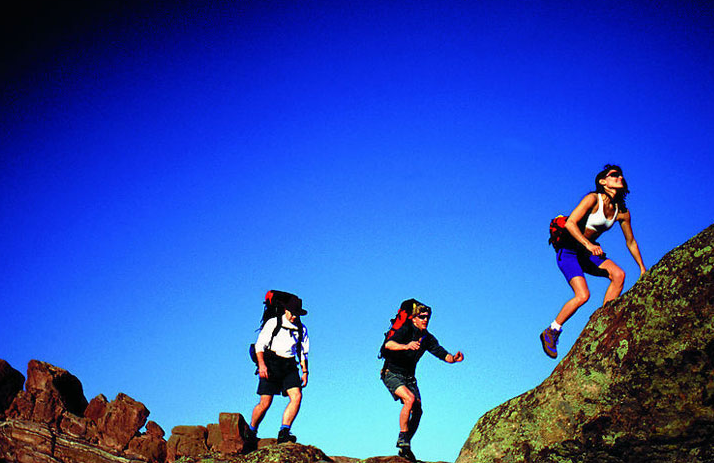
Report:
2,1,713,461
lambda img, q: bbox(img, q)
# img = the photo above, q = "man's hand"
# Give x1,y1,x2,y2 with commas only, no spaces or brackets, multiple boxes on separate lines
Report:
258,363,269,379
384,339,421,352
446,351,464,363
301,371,309,388
405,340,421,351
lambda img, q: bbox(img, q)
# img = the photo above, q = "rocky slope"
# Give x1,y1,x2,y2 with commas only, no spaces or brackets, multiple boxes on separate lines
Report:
456,224,714,463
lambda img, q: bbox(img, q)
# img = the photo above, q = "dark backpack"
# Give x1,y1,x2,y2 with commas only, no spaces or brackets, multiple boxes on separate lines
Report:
378,298,429,359
548,215,569,249
249,290,304,370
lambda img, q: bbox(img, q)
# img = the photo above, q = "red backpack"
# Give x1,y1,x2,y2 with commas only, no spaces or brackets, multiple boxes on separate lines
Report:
378,299,429,359
548,215,569,249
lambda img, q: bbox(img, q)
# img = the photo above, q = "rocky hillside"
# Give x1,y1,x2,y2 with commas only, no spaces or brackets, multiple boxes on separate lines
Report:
456,224,714,463
0,359,420,463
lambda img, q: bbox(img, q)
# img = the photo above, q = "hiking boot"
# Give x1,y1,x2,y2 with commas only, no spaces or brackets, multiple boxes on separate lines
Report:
396,432,410,449
244,428,258,452
396,432,416,461
398,447,417,462
277,427,297,444
540,326,561,359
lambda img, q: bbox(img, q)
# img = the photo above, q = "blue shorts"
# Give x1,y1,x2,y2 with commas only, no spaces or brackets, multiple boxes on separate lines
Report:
556,246,609,282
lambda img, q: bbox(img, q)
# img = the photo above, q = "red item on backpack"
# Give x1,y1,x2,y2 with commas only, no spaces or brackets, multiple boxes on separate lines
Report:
378,299,429,358
548,215,569,249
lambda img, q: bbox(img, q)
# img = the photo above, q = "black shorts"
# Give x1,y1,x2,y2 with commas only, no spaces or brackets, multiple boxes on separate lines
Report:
257,351,301,397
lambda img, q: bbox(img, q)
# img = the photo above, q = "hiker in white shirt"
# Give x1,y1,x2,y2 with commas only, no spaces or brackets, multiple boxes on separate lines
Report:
248,292,309,445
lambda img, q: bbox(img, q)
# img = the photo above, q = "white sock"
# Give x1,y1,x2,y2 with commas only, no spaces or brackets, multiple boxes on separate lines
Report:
550,321,562,331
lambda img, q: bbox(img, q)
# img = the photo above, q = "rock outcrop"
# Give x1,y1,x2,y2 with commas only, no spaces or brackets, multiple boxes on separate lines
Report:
0,360,166,463
457,224,714,463
0,360,422,463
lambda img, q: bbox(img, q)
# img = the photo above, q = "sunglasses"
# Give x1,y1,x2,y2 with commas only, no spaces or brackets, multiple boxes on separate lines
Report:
606,171,623,178
415,314,430,320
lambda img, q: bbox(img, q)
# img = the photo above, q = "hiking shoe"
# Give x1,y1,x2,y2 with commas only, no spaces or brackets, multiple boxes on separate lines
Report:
244,428,258,452
540,326,561,359
396,432,410,449
396,432,416,461
398,447,417,462
277,427,297,444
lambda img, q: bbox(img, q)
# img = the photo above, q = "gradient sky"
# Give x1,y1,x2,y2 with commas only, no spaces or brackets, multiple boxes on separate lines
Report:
2,1,713,461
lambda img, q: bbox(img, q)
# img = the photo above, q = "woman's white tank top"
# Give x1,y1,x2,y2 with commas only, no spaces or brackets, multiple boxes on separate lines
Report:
585,193,618,232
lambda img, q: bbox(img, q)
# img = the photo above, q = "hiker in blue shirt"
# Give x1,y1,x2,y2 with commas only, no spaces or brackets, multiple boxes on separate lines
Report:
380,300,464,462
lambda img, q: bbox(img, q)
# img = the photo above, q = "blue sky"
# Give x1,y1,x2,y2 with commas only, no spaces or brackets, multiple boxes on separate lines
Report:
2,1,713,461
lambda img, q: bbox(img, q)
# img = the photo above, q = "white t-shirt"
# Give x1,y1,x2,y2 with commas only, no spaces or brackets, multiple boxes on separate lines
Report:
255,314,309,363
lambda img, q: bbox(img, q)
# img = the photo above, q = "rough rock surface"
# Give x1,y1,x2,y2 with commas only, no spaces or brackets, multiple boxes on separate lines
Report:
167,425,209,461
232,442,329,463
217,412,251,455
0,360,165,463
456,224,714,463
97,393,150,451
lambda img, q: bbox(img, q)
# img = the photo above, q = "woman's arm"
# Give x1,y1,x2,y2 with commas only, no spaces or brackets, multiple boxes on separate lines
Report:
619,210,647,276
565,193,602,255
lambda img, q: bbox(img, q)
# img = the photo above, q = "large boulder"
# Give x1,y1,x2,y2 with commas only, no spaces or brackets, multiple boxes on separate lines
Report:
5,360,89,427
25,360,88,418
126,420,166,463
126,431,168,463
0,360,24,419
166,425,208,462
456,224,714,463
84,394,110,443
165,412,259,460
218,412,251,454
97,393,150,451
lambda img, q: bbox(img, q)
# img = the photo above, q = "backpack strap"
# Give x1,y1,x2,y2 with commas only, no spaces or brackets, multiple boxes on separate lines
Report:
295,321,304,363
266,316,304,363
266,315,283,352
